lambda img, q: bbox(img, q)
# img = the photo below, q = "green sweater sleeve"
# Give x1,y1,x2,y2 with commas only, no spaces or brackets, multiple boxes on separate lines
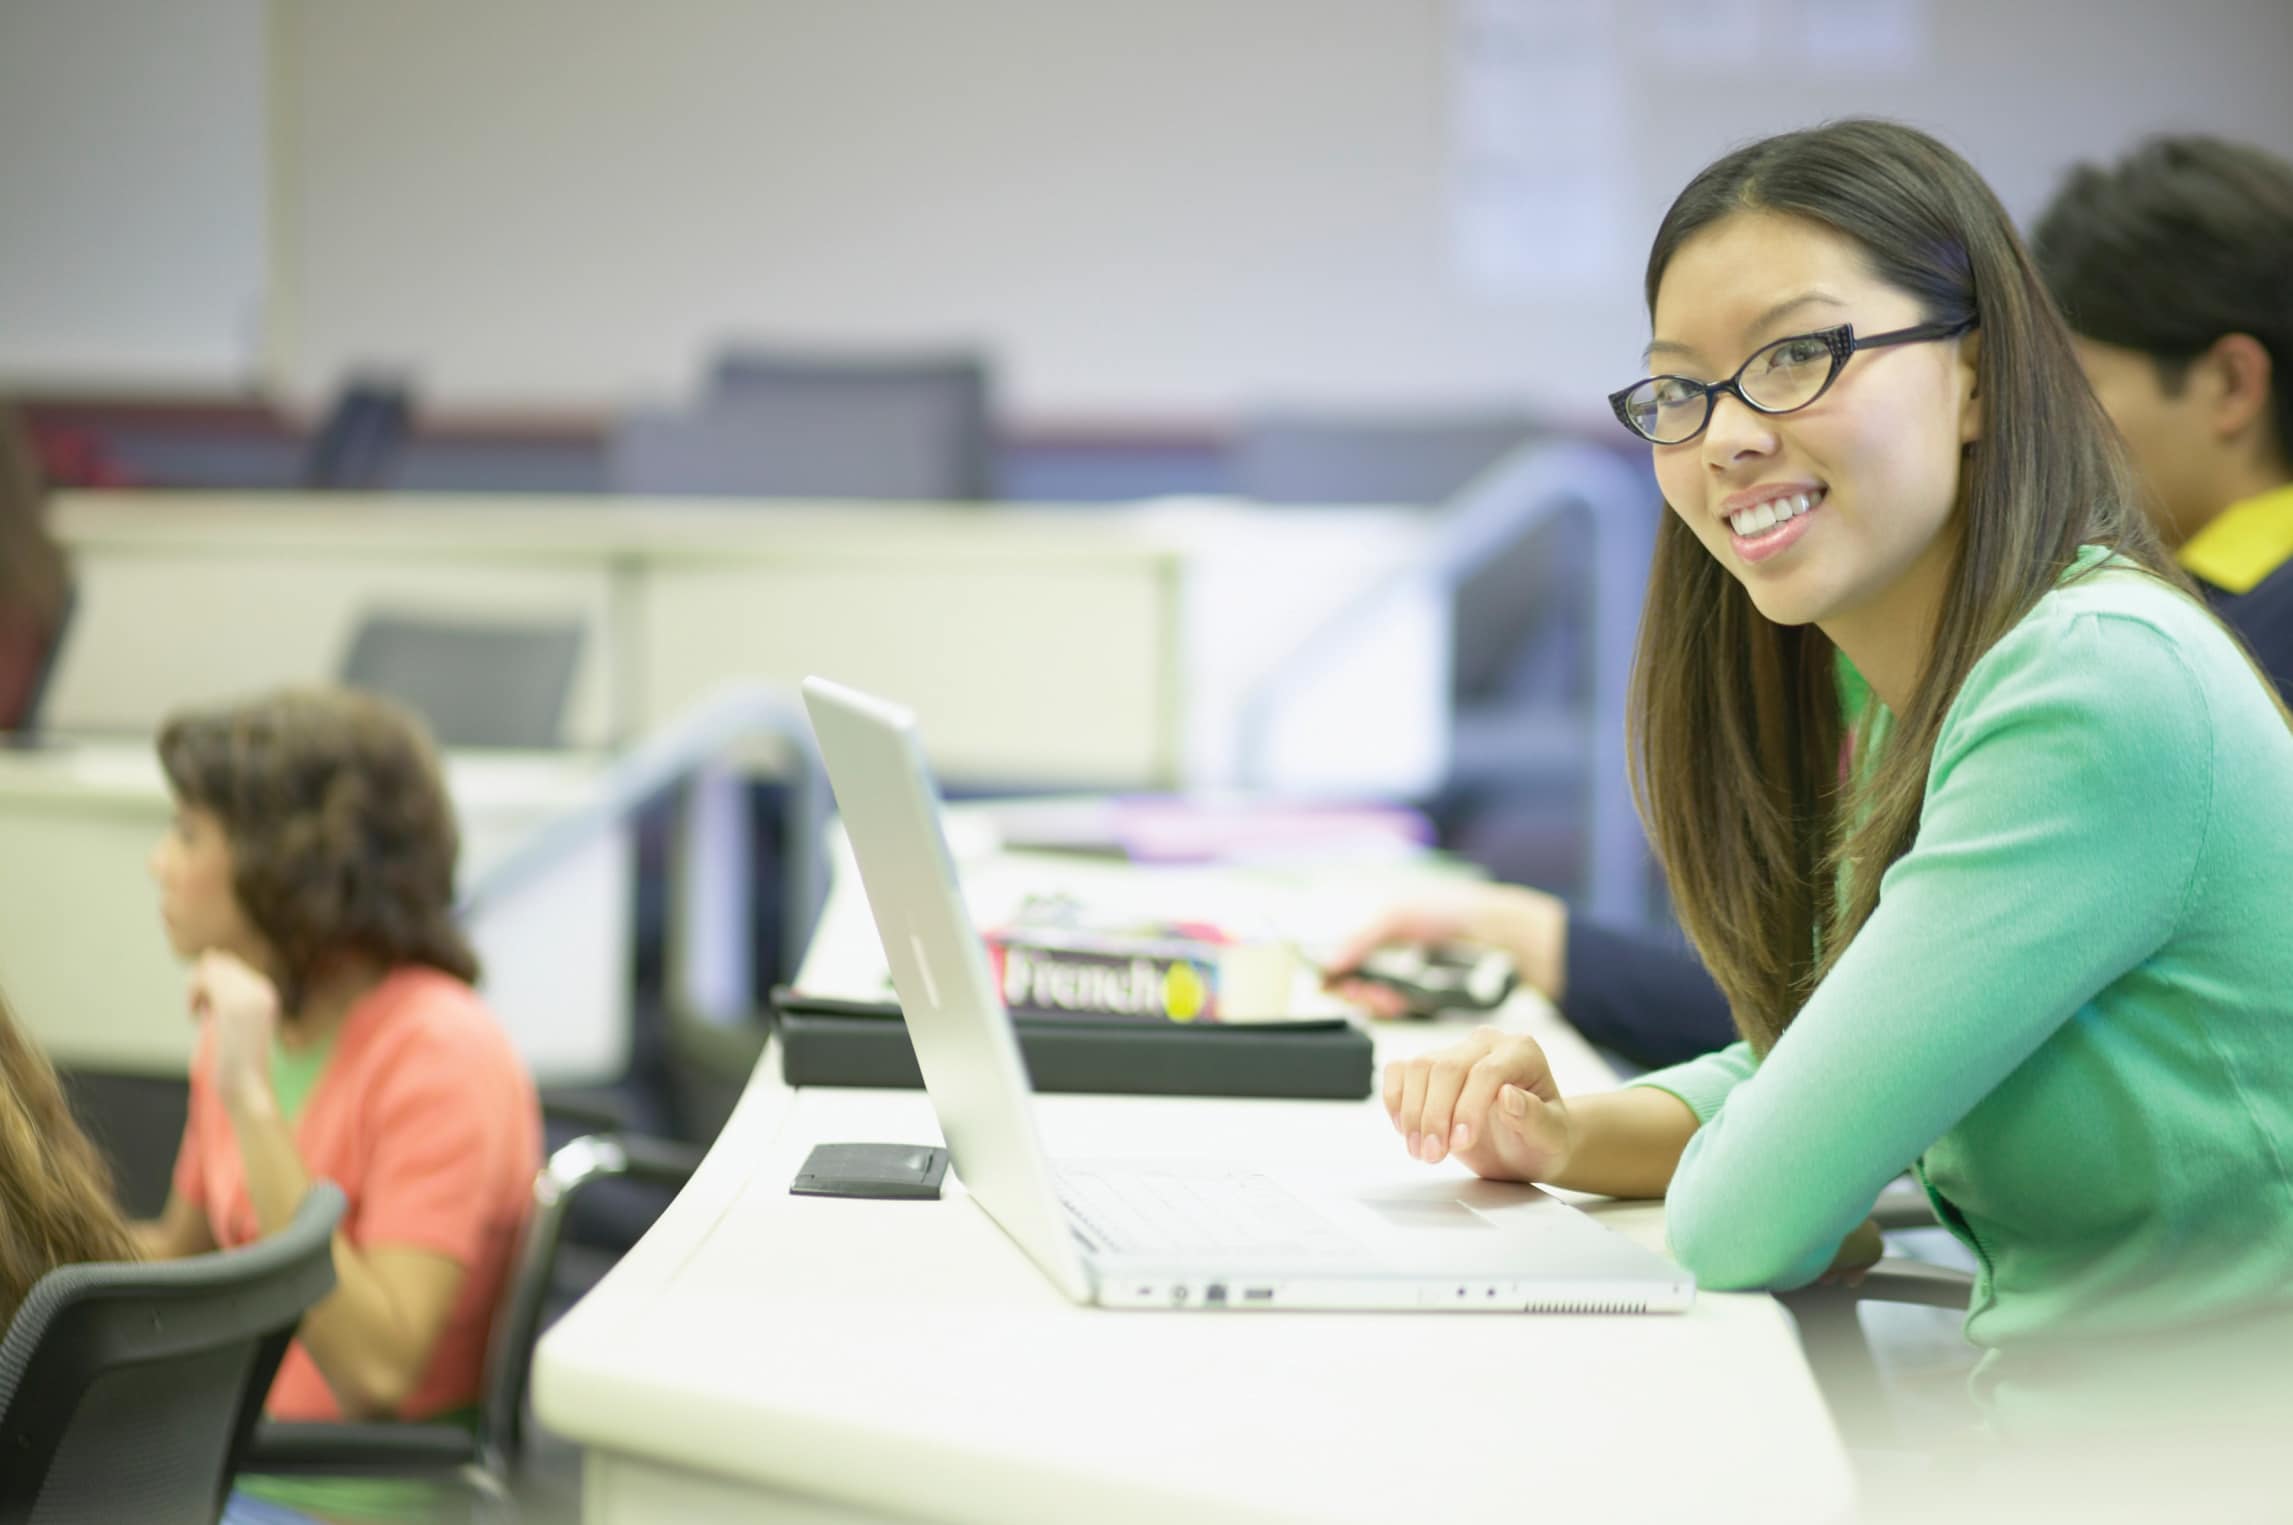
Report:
1648,608,2213,1290
1632,1041,1755,1124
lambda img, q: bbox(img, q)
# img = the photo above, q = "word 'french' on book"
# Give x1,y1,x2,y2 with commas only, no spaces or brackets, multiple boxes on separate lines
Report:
982,922,1301,1023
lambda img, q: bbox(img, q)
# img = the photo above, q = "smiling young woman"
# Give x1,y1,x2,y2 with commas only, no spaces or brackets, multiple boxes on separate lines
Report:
1367,119,2293,1435
1621,122,2166,1052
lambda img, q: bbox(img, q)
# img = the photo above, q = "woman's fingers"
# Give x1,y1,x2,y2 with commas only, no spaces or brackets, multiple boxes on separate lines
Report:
1323,893,1493,982
1446,1049,1515,1155
1323,908,1420,982
1331,976,1413,1020
1384,1028,1523,1163
1481,1085,1551,1179
1413,1044,1484,1163
1396,1056,1432,1157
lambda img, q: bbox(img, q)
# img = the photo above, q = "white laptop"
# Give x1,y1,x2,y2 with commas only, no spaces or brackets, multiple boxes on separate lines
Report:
801,676,1695,1314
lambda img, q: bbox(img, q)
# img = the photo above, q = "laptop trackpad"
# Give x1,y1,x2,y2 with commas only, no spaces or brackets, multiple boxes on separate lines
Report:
1364,1196,1497,1230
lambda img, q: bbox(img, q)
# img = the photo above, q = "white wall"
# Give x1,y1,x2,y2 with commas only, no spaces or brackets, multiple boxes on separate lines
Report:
0,0,267,389
130,1,2293,420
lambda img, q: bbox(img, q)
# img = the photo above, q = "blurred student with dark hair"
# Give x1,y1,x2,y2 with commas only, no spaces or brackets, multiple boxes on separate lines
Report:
1350,133,2293,1076
0,404,70,732
135,688,540,1521
2033,133,2293,695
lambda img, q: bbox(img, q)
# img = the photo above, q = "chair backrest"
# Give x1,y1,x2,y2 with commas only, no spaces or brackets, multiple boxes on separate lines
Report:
339,612,584,750
1231,410,1540,507
477,1134,698,1472
303,378,413,490
0,1182,344,1525
610,349,994,500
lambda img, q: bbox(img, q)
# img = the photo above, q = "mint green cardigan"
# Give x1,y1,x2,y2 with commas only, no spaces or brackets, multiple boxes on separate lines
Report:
1634,550,2293,1417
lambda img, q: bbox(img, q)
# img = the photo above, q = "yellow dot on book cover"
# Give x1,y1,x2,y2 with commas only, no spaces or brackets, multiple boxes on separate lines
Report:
1163,962,1207,1022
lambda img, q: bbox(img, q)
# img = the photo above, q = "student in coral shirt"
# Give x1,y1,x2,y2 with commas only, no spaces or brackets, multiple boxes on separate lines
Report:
134,688,541,1436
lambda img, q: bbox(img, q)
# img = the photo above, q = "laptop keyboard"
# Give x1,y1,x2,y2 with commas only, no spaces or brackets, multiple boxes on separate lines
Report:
1055,1166,1353,1258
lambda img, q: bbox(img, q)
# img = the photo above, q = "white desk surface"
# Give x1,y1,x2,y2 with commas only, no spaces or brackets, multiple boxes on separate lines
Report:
533,829,1854,1524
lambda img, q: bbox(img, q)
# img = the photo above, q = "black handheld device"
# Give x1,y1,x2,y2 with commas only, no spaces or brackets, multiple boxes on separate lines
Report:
1340,944,1517,1017
790,1142,950,1200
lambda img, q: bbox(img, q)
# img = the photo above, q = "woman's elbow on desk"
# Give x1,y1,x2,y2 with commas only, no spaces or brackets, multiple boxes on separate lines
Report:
1661,1166,1839,1292
1664,1210,1833,1292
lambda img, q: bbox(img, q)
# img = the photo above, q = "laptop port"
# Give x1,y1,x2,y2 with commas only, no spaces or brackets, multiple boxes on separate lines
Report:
1242,1287,1275,1302
1205,1283,1228,1304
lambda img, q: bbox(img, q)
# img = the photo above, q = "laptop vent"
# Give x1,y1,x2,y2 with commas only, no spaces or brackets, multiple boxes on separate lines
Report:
1528,1300,1647,1314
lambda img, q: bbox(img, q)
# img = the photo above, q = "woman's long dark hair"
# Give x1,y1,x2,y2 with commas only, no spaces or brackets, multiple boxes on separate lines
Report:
1626,120,2180,1054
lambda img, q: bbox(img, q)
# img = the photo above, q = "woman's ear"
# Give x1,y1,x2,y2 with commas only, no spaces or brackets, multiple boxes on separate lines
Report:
2204,333,2274,447
1955,329,1983,446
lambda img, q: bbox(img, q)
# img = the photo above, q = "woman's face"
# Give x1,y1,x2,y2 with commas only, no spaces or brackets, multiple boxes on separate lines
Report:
1646,211,1981,636
148,803,263,964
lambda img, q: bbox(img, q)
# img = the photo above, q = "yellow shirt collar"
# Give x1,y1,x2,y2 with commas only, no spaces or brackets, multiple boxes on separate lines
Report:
2178,483,2293,595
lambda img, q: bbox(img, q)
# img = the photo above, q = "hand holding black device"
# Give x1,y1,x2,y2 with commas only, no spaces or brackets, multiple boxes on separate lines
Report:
1332,944,1517,1017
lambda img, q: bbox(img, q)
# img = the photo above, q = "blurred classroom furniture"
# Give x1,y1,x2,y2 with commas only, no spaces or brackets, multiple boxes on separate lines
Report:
338,611,586,751
5,674,822,1058
0,1182,344,1525
611,349,995,500
0,743,630,1084
1231,408,1538,506
38,490,1450,797
19,438,1660,1133
5,676,821,1235
244,1136,702,1522
302,376,415,489
531,818,1853,1524
1226,436,1658,924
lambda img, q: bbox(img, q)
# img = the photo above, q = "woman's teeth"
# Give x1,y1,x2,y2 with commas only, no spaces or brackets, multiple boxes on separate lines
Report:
1728,489,1825,537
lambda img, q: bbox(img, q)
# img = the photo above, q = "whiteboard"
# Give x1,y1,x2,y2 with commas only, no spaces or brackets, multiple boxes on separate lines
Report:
0,0,267,390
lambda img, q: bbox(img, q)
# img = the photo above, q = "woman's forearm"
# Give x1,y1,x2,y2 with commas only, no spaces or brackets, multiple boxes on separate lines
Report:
1543,1085,1700,1199
226,1089,440,1418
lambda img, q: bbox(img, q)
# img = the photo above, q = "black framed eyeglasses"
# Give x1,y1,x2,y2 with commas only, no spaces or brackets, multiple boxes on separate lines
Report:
1608,319,1977,445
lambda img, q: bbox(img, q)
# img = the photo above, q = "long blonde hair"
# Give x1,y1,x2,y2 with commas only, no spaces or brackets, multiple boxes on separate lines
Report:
1627,121,2184,1054
0,993,139,1332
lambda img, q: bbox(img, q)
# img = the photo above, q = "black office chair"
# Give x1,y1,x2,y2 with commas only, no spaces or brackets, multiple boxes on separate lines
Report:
1230,409,1540,507
610,348,996,500
0,1182,345,1525
243,1133,701,1522
304,378,414,490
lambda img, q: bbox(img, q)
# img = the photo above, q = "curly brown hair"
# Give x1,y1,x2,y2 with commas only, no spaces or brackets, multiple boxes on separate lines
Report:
157,687,480,1013
0,991,138,1331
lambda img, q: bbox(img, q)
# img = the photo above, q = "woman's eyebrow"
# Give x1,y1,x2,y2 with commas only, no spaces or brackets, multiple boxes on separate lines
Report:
1642,290,1848,366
